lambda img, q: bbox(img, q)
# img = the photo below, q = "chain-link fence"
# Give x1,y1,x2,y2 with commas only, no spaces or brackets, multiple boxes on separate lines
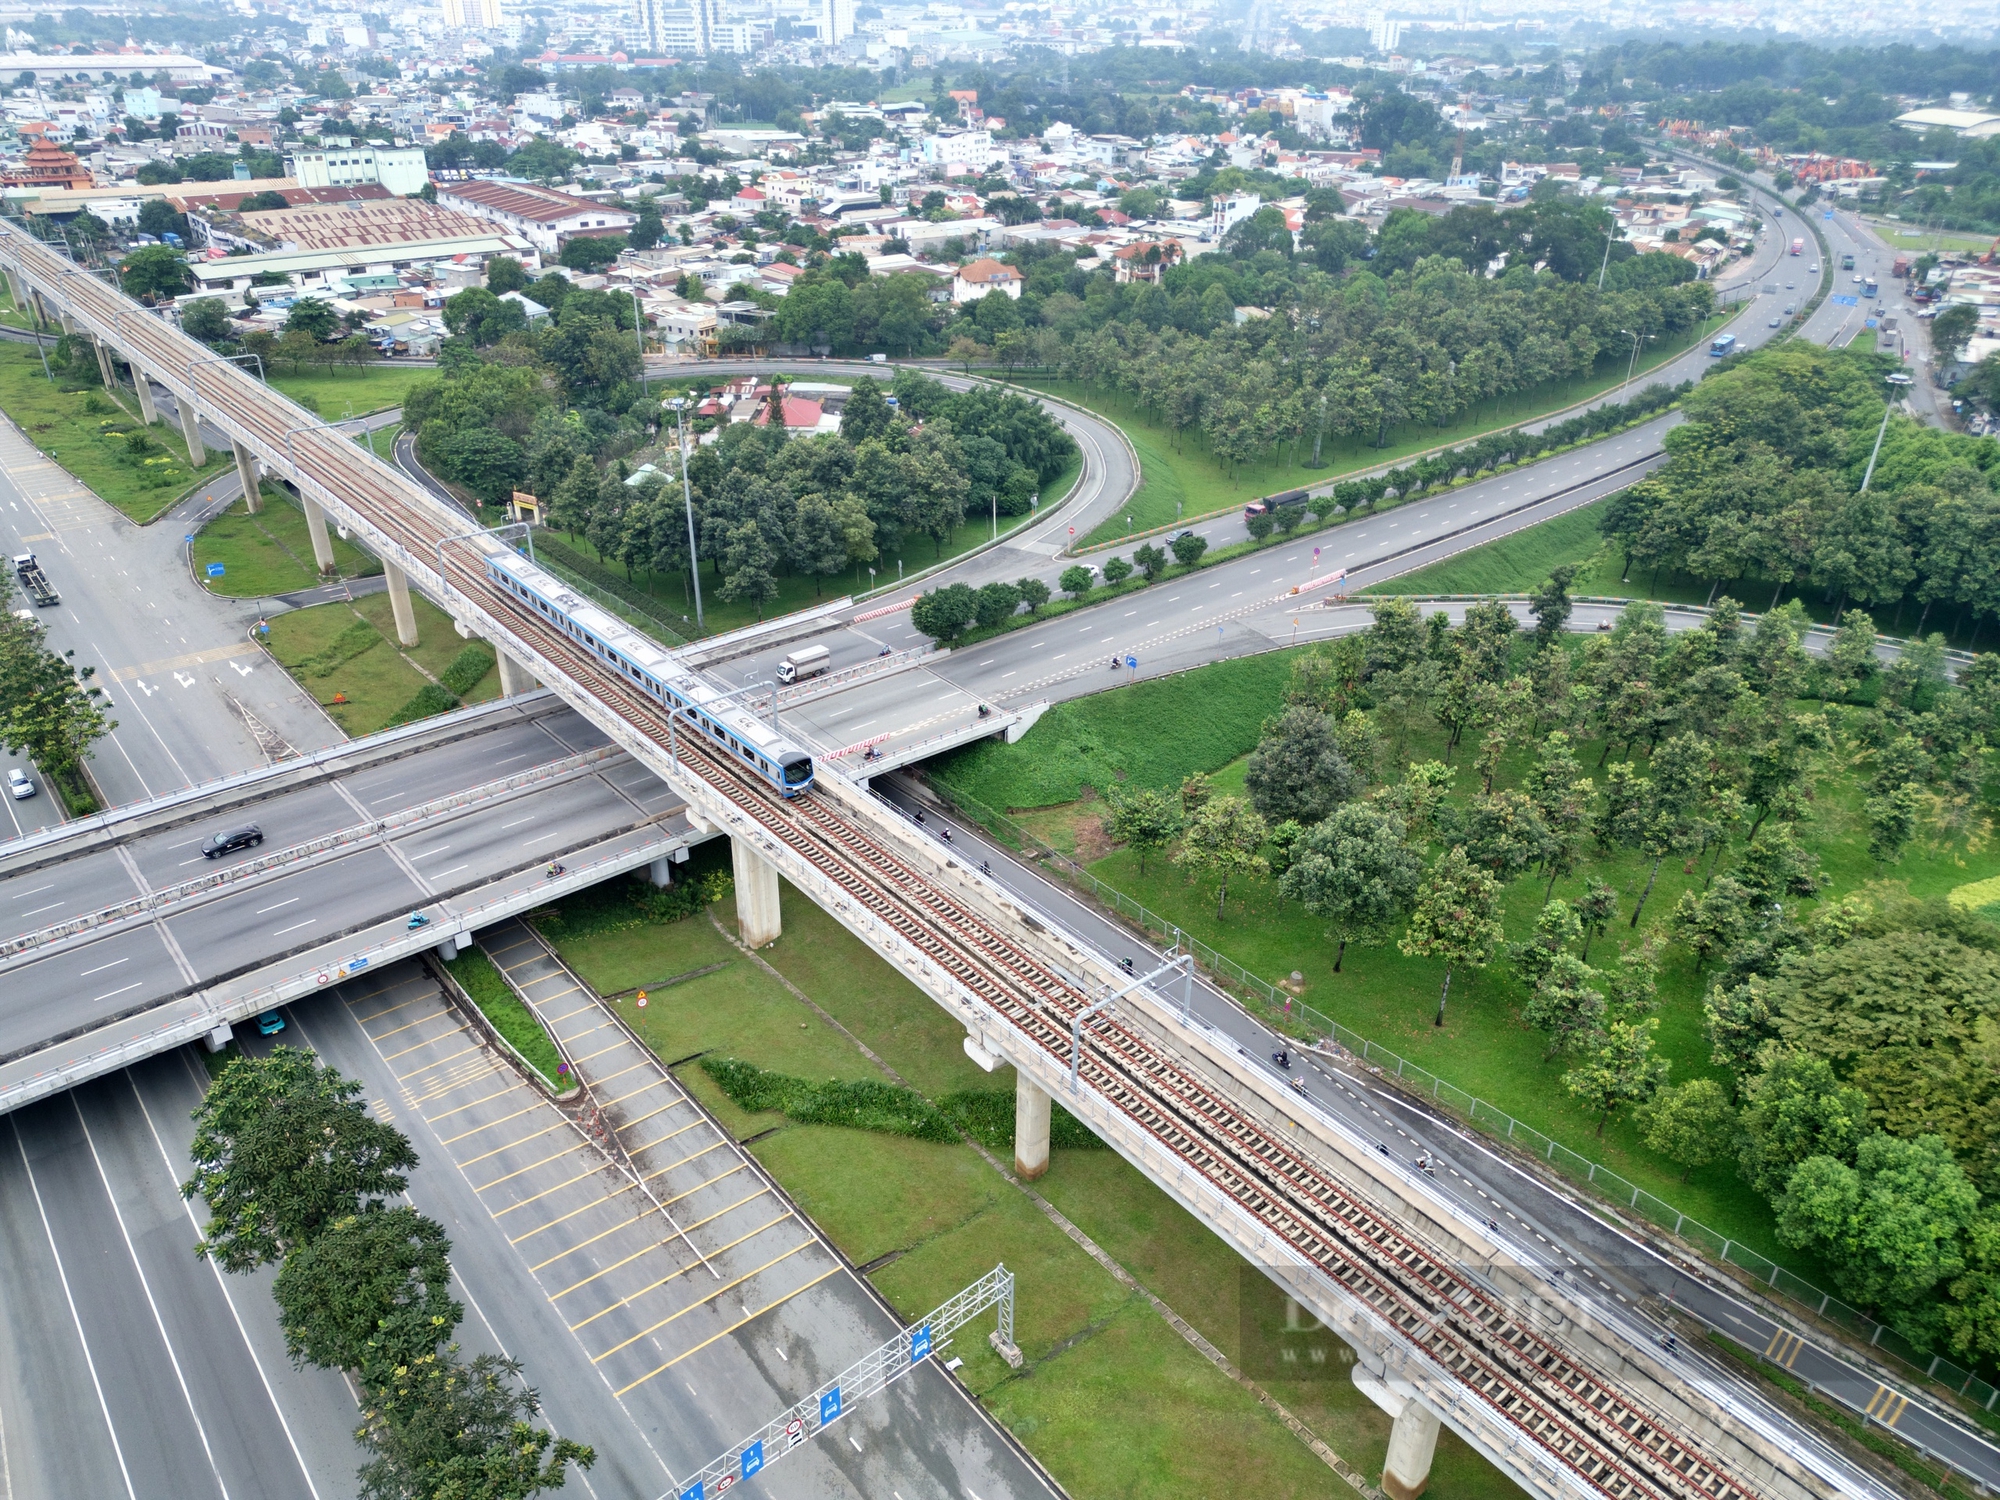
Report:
928,777,2000,1423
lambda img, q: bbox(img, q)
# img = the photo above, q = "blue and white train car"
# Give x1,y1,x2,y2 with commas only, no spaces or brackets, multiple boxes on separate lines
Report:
484,548,815,797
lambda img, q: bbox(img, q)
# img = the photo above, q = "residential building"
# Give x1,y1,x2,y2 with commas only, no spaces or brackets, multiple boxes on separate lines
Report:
434,178,636,253
920,129,999,173
1211,190,1261,240
820,0,855,44
289,145,430,196
442,0,503,27
658,300,718,356
194,198,511,256
1111,240,1184,283
951,256,1023,303
2,134,90,191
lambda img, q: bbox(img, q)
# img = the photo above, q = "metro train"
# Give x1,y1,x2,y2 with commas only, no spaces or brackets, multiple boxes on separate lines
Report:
484,548,816,797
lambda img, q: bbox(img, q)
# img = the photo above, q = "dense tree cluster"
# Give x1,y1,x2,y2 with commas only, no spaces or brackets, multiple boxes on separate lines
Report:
184,1048,593,1498
529,369,1072,617
0,569,115,810
1603,345,2000,637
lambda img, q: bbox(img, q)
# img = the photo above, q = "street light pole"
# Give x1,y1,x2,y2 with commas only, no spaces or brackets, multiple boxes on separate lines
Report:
1860,372,1913,493
669,397,704,631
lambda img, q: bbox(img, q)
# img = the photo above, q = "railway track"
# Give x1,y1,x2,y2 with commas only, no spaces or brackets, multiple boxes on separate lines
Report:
19,238,1768,1500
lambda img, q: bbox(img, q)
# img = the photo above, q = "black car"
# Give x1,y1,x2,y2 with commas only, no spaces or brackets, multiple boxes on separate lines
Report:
201,824,264,858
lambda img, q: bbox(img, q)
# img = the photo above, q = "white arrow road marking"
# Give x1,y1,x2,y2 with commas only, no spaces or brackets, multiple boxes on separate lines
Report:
173,671,196,688
134,680,156,697
229,660,254,676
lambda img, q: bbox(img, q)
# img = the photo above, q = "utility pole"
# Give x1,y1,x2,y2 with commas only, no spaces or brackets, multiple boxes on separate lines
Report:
668,397,704,630
1860,373,1913,493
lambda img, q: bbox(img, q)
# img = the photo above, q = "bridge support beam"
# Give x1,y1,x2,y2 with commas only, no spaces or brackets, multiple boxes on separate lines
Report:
178,394,206,466
131,363,158,424
1382,1400,1440,1500
91,336,114,391
497,648,534,697
203,1022,234,1053
383,561,419,647
644,854,673,888
302,496,336,574
730,837,781,947
1013,1071,1051,1181
232,442,262,514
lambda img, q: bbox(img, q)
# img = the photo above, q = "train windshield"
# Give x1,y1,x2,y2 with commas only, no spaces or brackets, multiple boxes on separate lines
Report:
782,755,814,785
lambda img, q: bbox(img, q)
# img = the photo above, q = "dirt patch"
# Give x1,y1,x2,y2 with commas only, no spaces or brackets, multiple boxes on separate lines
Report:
1071,810,1116,863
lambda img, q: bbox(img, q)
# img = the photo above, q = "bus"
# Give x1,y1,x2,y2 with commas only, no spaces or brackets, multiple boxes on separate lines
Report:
1791,237,1805,255
1709,334,1738,357
1841,253,1855,269
1862,277,1879,298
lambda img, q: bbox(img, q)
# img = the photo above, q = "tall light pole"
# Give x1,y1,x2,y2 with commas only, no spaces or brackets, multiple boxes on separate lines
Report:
1859,372,1914,493
668,396,704,630
626,286,648,399
1618,328,1651,398
1596,221,1618,291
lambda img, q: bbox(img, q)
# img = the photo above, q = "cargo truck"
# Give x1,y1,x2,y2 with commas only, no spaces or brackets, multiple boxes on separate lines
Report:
12,553,57,607
775,644,832,684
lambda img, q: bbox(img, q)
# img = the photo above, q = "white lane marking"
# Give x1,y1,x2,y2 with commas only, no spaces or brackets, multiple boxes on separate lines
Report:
9,1119,140,1500
272,919,316,936
409,845,452,860
18,900,63,917
70,1098,235,1500
80,957,130,977
433,865,469,878
254,897,299,915
92,981,142,1004
501,817,536,829
8,882,54,899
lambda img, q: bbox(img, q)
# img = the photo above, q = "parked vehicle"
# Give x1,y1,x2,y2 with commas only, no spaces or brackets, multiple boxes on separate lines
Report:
776,644,833,684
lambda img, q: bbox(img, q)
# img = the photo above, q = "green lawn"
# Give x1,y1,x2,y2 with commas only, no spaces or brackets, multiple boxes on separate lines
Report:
544,445,1078,639
192,488,377,598
262,592,500,736
534,859,1516,1500
1862,219,1993,255
0,343,231,523
445,946,565,1084
1009,315,1725,550
1370,500,1614,597
267,365,430,421
930,643,2000,1275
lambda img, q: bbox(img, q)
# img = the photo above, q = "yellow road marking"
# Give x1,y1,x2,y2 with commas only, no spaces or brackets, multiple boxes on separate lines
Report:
369,1011,463,1042
391,1036,477,1069
440,1102,542,1146
457,1121,570,1169
491,1164,608,1217
566,1209,798,1327
614,1097,696,1133
510,1183,641,1246
403,1066,500,1108
612,1265,841,1395
552,1197,782,1300
417,1079,514,1118
592,1239,818,1363
474,1141,591,1192
623,1118,708,1154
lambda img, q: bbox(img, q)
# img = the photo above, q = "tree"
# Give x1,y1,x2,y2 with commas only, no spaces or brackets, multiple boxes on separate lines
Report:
1573,877,1618,962
719,520,778,617
285,296,338,341
1523,731,1592,895
182,1048,419,1272
560,234,628,272
974,580,1021,629
274,1208,463,1374
1059,564,1094,600
0,616,116,787
1865,780,1922,864
1244,706,1357,826
1015,576,1051,613
911,582,978,642
1946,1208,2000,1361
181,297,232,344
485,256,529,294
1509,899,1582,992
790,494,849,595
1175,796,1269,918
1777,1133,1980,1320
1523,953,1607,1059
629,199,665,251
1102,786,1182,874
1400,846,1505,1026
1133,543,1168,580
1170,531,1208,567
1932,303,1979,364
136,196,188,241
358,1350,595,1500
1666,876,1753,971
1639,1078,1734,1181
1279,803,1425,971
1527,565,1578,651
118,244,190,301
1737,1052,1871,1197
1564,1018,1670,1136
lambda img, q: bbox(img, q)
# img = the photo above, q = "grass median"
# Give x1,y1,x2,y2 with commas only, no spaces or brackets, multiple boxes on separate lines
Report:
192,487,378,598
267,365,430,421
262,592,500,736
444,946,565,1085
530,850,1515,1500
0,342,231,523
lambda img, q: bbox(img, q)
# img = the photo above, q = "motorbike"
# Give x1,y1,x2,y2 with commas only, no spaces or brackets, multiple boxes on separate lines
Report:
406,911,430,930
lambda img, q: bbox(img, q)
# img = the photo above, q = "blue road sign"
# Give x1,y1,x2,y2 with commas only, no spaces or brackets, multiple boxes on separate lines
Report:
1124,654,1137,670
911,1324,933,1363
183,533,194,544
678,1484,703,1500
742,1440,765,1479
1865,318,1879,328
1823,210,1834,220
820,1388,842,1425
1833,295,1859,306
205,562,225,578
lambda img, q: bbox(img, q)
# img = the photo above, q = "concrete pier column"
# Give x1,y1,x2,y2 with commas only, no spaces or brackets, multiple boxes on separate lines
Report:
383,561,419,647
29,290,50,328
644,854,673,888
131,364,158,424
1014,1071,1051,1181
178,395,207,466
302,495,336,574
1382,1399,1441,1500
91,336,114,390
730,837,781,947
231,442,262,514
497,648,535,697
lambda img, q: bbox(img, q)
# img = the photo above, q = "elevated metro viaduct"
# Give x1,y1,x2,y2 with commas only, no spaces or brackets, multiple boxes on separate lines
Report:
0,224,1902,1500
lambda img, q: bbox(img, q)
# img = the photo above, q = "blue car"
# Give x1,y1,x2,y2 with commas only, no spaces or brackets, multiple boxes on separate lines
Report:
256,1011,285,1036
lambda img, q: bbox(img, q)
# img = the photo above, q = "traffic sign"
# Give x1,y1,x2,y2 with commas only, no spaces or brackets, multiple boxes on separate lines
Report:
1067,525,1074,537
741,1440,764,1479
1865,318,1878,328
636,990,648,1008
183,533,194,544
205,562,225,578
1833,295,1858,306
679,1483,703,1500
911,1324,932,1363
1124,654,1137,670
820,1388,842,1425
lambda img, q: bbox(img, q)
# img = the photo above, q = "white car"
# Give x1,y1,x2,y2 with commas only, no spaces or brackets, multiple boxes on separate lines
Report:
7,768,35,800
1810,263,1820,273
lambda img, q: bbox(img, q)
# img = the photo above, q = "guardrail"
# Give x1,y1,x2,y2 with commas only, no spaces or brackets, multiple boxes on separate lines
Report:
744,646,940,715
825,701,1024,767
0,745,619,958
926,776,2000,1425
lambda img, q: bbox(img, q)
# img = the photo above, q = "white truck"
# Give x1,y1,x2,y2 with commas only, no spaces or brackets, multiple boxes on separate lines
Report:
775,644,833,684
12,553,58,607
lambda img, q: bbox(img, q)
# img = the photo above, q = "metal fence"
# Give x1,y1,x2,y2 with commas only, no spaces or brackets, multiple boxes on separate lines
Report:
927,779,2000,1422
661,1265,1016,1500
